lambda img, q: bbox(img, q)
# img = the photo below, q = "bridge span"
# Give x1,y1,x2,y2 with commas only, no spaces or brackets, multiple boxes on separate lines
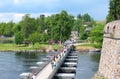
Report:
20,45,79,79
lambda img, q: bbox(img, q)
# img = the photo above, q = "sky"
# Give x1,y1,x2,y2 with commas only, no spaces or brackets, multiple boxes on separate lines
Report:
0,0,109,23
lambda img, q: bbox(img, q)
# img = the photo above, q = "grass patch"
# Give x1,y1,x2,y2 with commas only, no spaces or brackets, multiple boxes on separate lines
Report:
80,43,97,47
0,43,62,51
80,43,102,48
75,43,101,50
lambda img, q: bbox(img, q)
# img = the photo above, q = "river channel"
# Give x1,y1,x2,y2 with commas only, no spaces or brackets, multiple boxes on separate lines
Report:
0,51,100,79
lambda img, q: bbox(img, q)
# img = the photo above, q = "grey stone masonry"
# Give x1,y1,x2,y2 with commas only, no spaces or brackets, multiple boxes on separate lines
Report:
98,20,120,79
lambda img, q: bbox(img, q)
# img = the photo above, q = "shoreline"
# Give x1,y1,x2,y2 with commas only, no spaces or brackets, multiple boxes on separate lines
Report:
76,49,101,53
0,48,101,53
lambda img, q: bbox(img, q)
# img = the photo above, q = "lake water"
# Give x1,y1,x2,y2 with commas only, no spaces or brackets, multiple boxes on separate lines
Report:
0,51,100,79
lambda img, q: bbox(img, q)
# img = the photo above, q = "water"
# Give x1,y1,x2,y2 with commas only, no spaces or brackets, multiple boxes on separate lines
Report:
0,52,47,79
0,51,100,79
75,51,100,79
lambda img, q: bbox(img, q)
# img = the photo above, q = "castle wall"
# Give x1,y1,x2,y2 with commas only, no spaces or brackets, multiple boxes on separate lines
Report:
98,20,120,79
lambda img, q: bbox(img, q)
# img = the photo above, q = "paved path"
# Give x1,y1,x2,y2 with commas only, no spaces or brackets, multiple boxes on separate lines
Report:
36,46,72,79
36,62,53,79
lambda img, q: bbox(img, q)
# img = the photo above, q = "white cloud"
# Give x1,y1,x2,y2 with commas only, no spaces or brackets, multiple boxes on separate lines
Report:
0,13,13,23
0,12,57,23
13,0,20,4
13,13,24,22
0,13,23,23
0,14,3,17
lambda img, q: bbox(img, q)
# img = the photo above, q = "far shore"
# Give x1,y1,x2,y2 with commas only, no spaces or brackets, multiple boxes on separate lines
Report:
75,45,101,52
0,44,101,53
0,43,62,53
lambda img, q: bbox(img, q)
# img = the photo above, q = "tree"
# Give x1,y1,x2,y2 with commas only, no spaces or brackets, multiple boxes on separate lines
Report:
37,15,46,33
107,0,120,23
72,14,82,32
40,32,48,42
15,32,23,45
89,23,104,48
28,32,41,45
0,22,6,36
44,16,52,39
79,26,88,40
21,14,36,38
3,21,14,37
77,14,82,20
50,10,74,42
12,22,21,34
82,13,91,22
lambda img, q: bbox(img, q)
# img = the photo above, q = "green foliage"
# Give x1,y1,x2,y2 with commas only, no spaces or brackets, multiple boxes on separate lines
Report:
107,0,120,23
79,26,88,40
21,14,36,38
37,15,46,33
72,13,95,41
82,13,92,22
89,23,105,48
0,23,6,36
3,21,14,37
40,33,48,42
73,16,81,31
12,23,21,34
50,10,74,42
0,10,95,46
15,32,23,44
80,32,88,40
28,32,41,45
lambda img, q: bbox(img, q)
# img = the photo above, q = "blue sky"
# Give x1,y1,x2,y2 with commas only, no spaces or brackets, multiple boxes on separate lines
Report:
0,0,109,23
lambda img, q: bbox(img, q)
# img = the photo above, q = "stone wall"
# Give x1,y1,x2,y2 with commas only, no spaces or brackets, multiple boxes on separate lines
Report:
98,20,120,79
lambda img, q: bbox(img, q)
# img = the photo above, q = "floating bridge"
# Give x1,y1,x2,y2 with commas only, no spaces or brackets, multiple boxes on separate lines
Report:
20,45,79,79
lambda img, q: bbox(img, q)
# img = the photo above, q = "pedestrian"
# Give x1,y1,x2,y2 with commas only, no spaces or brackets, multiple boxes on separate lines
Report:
51,59,54,69
32,74,36,79
53,60,57,69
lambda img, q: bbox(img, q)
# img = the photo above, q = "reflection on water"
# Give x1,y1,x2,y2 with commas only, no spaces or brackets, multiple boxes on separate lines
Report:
90,52,101,63
0,51,100,79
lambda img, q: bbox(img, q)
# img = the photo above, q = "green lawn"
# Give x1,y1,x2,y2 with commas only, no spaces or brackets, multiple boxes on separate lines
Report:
79,43,102,48
80,43,97,47
0,43,62,51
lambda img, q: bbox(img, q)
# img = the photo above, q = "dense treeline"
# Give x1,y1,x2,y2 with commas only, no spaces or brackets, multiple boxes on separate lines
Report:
0,10,94,45
107,0,120,23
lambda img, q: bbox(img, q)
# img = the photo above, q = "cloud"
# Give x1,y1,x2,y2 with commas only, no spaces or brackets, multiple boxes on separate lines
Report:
0,13,23,23
0,0,109,22
13,0,20,4
0,14,3,17
13,13,24,22
0,12,57,23
0,13,14,23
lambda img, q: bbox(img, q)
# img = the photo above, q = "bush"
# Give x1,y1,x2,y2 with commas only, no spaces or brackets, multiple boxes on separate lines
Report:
93,43,102,48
